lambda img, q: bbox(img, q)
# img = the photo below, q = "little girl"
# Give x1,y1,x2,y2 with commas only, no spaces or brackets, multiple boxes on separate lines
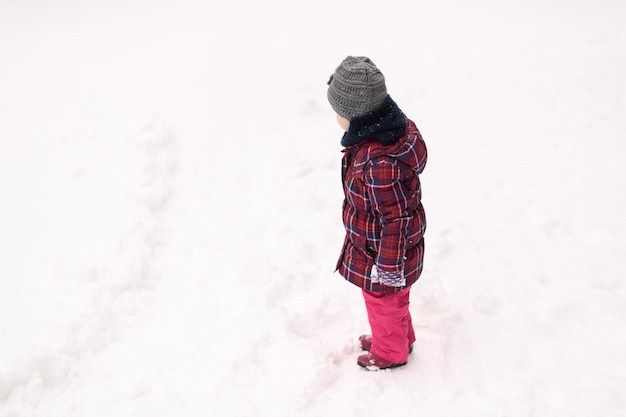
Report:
327,56,427,370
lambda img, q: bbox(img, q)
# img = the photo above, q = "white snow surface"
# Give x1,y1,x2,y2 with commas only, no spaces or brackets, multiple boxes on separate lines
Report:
1,0,626,416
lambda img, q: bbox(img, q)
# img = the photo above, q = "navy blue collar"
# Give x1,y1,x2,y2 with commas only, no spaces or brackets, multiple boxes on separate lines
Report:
341,96,407,147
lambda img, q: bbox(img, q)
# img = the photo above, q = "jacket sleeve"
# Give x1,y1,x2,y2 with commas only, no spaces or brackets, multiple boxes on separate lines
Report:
363,156,413,275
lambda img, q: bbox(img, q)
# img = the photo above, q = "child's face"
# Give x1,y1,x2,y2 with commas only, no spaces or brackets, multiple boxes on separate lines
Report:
336,114,350,132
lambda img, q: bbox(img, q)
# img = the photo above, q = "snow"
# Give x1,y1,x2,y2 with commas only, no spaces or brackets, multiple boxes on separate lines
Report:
1,0,626,415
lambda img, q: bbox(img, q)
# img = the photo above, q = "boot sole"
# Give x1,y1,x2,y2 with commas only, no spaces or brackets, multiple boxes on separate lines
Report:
357,360,408,371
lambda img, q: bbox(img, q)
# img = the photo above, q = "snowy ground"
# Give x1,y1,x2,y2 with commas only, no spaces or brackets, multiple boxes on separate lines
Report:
1,0,626,416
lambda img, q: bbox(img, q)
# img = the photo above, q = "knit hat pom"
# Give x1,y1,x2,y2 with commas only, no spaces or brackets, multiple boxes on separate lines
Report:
327,56,388,121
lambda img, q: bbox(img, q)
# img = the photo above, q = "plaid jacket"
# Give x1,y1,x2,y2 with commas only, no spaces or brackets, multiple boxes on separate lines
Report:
336,118,427,293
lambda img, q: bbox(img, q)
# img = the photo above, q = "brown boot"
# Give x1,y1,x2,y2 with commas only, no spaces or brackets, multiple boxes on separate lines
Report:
358,334,414,354
357,352,407,371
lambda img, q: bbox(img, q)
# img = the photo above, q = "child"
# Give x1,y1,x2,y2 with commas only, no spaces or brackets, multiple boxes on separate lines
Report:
327,56,427,370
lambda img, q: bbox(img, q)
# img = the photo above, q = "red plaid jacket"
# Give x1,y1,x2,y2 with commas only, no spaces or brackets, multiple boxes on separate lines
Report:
336,119,427,292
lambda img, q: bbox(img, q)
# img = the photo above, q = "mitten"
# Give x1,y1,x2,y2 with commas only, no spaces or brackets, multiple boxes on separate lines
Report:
370,265,406,287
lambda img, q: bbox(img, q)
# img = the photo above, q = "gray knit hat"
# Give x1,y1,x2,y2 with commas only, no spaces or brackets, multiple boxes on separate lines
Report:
327,56,388,121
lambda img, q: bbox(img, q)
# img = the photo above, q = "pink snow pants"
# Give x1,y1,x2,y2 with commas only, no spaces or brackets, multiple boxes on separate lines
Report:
363,287,416,364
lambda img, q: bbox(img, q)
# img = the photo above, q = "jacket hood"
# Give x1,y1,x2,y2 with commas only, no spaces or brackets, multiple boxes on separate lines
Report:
348,118,427,176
